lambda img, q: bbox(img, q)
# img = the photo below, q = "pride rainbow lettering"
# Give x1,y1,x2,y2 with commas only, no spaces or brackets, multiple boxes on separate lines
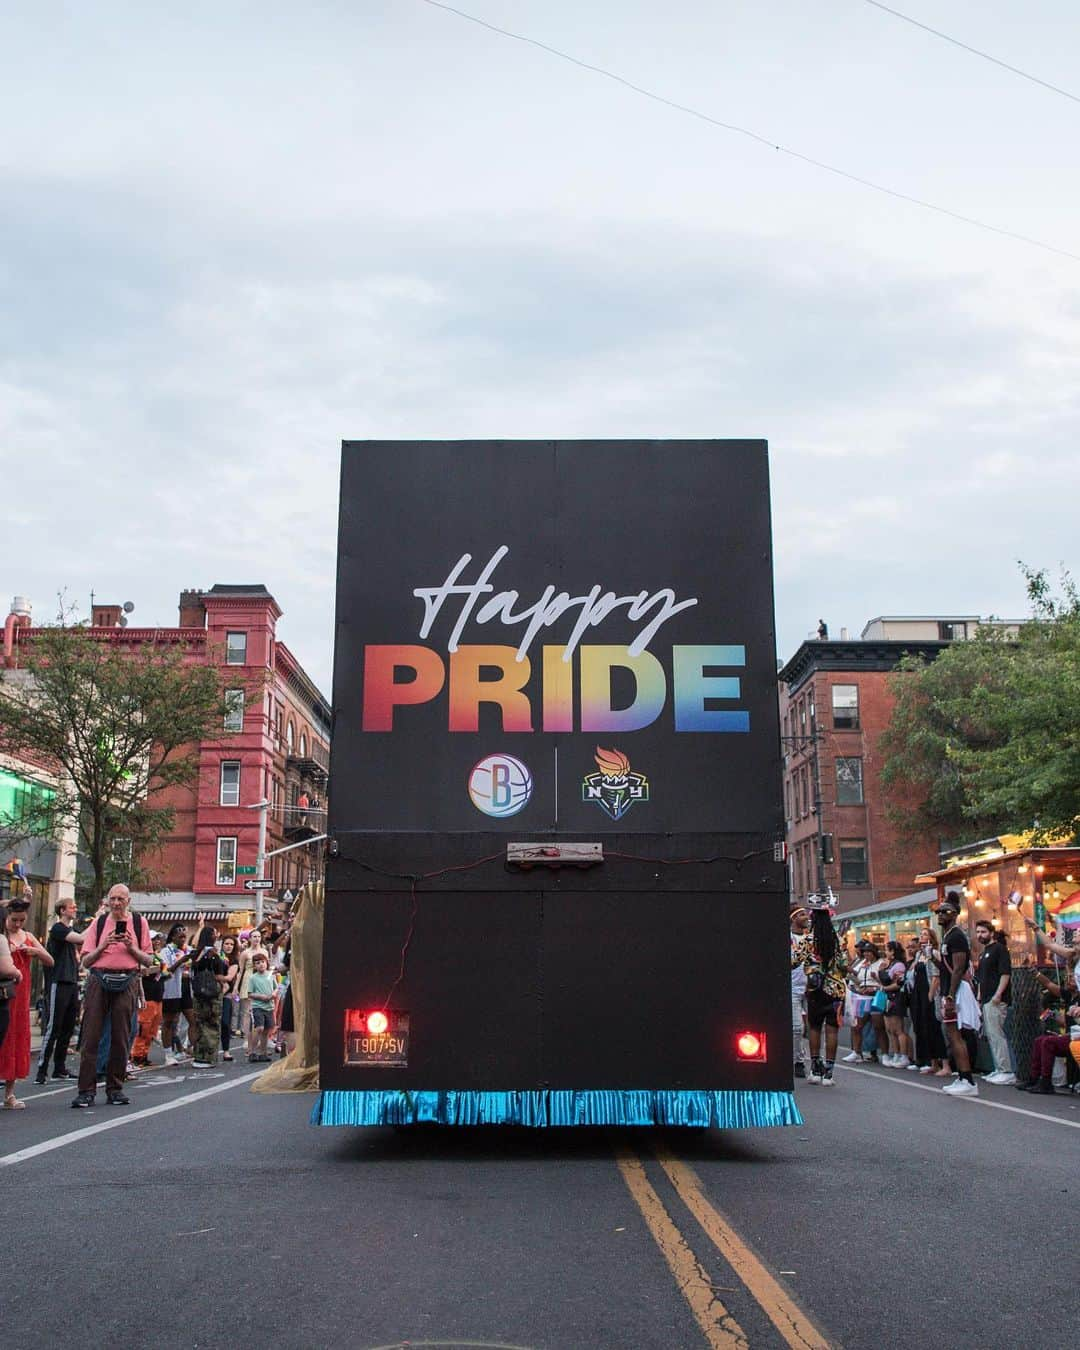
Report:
360,644,748,733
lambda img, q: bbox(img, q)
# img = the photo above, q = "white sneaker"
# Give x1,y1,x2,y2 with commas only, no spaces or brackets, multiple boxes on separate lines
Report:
882,1055,897,1067
941,1076,962,1092
164,1054,178,1066
861,1053,875,1062
906,1062,920,1070
893,1056,910,1069
192,1061,211,1069
841,1051,861,1063
947,1079,979,1097
987,1071,1016,1086
918,1065,935,1074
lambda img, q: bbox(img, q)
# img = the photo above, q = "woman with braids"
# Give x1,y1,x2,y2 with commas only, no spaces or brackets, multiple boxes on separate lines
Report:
791,893,848,1085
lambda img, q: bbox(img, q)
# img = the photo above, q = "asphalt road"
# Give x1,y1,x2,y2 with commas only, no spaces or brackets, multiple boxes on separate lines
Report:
3,1058,1076,1350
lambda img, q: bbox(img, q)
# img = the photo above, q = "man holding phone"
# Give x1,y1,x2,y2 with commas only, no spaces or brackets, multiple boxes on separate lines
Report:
73,884,153,1108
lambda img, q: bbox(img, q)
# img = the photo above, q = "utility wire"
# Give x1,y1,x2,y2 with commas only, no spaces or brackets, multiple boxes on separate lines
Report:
416,0,1080,264
859,0,1080,107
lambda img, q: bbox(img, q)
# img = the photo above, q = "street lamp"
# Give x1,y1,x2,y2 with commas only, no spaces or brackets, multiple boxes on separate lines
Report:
244,798,271,925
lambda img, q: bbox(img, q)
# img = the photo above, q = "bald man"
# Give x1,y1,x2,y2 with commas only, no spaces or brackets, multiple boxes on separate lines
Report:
73,885,152,1108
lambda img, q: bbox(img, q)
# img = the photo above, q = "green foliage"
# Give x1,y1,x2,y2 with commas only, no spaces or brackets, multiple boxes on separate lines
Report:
880,567,1080,845
0,624,227,900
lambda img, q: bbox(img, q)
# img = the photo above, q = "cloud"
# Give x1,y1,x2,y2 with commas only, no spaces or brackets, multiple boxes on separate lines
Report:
3,161,1077,685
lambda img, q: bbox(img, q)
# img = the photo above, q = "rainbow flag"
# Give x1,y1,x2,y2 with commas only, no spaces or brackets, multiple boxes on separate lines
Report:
1053,890,1080,928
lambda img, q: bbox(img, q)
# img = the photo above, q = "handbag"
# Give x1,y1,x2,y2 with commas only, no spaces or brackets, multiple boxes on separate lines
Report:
93,969,138,995
871,988,888,1013
0,975,17,1001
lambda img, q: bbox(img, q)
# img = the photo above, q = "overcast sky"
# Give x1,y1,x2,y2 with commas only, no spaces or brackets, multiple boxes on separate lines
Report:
4,1,1078,692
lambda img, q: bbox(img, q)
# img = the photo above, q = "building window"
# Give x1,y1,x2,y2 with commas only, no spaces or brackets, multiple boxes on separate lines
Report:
938,621,966,641
832,684,859,729
299,731,307,758
286,720,295,755
808,689,816,732
220,760,241,807
216,836,237,886
224,689,245,732
840,841,868,886
798,699,807,736
836,757,864,806
225,631,247,665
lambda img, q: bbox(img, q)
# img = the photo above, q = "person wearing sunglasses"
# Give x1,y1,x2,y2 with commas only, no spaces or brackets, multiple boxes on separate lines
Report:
0,893,54,1108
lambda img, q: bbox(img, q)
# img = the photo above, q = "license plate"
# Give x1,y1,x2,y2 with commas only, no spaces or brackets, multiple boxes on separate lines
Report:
344,1010,410,1067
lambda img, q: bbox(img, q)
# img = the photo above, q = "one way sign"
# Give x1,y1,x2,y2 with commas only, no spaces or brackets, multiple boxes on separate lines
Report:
244,878,274,891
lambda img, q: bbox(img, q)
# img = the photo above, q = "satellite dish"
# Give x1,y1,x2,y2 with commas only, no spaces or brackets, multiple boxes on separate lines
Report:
119,616,128,627
123,601,135,613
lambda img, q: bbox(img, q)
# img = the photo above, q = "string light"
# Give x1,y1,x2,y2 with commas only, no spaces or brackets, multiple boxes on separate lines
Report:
1018,864,1029,874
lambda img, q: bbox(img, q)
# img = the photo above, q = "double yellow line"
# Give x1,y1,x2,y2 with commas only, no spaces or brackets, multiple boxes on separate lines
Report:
615,1139,833,1349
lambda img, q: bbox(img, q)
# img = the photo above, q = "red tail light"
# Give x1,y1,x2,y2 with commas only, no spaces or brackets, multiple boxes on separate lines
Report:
736,1031,767,1062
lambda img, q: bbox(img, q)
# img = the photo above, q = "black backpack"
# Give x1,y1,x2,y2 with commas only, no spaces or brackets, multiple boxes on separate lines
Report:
192,950,222,1001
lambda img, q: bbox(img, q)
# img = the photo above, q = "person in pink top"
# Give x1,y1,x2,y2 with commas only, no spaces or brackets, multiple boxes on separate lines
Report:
73,884,153,1108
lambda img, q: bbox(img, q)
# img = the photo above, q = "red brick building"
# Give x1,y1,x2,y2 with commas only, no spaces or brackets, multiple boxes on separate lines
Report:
10,585,329,927
778,633,947,914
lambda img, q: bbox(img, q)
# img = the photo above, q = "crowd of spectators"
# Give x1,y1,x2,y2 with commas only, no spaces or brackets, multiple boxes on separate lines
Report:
792,890,1080,1097
0,882,295,1110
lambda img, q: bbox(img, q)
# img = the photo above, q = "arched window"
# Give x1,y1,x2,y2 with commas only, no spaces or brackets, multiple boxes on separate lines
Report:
286,720,294,754
299,732,307,758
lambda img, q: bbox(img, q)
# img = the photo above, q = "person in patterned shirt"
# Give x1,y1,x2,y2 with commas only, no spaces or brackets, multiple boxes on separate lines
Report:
791,893,848,1085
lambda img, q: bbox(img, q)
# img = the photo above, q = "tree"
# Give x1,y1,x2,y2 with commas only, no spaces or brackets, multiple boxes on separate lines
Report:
0,623,227,900
880,567,1080,845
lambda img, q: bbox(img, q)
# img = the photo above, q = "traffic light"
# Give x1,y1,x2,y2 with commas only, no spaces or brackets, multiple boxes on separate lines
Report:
820,833,834,865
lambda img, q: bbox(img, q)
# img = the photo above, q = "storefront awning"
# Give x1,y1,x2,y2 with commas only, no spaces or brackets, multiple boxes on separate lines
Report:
139,909,230,922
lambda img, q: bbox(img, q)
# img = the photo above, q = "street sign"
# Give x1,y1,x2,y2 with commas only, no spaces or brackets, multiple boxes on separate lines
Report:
244,878,274,891
236,865,257,875
281,888,295,904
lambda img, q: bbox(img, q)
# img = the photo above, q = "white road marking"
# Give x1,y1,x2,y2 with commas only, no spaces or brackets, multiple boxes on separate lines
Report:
834,1065,1080,1130
20,1085,79,1102
0,1071,263,1167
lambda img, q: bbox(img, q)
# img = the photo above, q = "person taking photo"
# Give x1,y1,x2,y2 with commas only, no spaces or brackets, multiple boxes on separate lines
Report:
73,884,152,1109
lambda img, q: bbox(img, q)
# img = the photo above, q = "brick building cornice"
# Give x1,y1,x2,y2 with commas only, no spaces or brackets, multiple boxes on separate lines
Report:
276,642,330,726
13,626,207,659
778,639,950,694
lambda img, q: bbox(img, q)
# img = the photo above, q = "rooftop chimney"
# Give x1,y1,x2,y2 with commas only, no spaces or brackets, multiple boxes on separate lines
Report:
179,589,206,629
91,603,123,629
3,597,32,667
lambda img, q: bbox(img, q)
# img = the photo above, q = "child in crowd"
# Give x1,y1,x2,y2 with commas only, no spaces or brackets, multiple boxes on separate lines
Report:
247,952,275,1062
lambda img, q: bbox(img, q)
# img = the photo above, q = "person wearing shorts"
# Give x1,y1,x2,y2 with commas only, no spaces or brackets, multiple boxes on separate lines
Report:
159,924,192,1064
246,954,275,1062
791,893,848,1085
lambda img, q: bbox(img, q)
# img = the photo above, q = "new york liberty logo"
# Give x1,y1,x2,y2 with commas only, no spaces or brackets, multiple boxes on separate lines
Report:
582,746,650,821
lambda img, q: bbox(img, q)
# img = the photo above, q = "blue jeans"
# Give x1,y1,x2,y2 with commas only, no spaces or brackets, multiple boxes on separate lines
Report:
96,1003,140,1073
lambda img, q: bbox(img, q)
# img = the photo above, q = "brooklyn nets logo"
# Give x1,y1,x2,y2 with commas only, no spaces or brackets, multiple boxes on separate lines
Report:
581,746,650,821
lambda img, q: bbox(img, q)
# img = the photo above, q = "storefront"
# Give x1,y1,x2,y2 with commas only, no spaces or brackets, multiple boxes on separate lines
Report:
839,888,937,952
914,837,1080,966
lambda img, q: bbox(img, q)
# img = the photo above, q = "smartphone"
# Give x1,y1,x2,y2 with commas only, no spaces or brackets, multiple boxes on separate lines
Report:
114,919,127,938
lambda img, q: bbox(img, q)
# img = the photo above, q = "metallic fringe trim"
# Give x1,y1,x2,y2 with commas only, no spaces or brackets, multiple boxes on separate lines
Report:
311,1088,802,1128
